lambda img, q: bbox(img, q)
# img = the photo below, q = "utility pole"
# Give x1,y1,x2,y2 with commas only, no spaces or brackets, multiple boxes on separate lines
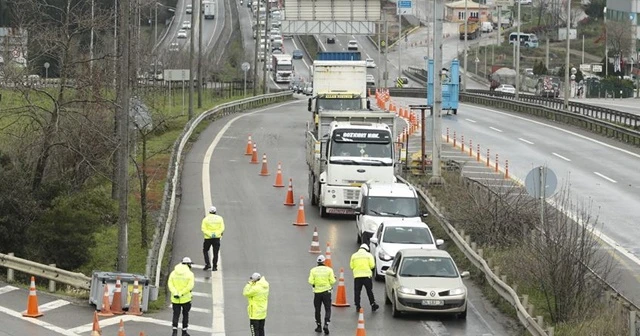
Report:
429,0,444,185
197,0,203,108
253,0,261,96
604,6,608,78
515,0,521,99
188,0,195,119
496,6,501,45
384,18,389,88
545,37,549,69
262,0,271,94
398,12,402,77
90,0,94,72
563,0,571,110
463,0,468,92
377,22,381,87
116,0,131,273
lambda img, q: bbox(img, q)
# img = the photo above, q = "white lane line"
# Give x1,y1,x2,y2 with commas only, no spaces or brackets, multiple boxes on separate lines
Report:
291,38,310,69
422,320,448,335
317,36,327,51
195,277,211,283
0,305,80,336
552,152,571,162
518,137,534,144
489,126,503,133
38,299,70,313
594,172,617,183
202,100,301,335
68,315,213,333
171,304,212,314
192,291,212,298
269,77,283,90
468,298,498,336
0,285,18,295
465,118,477,123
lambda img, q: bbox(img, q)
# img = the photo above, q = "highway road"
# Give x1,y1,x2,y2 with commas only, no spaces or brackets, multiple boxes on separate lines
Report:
570,98,640,116
391,96,640,306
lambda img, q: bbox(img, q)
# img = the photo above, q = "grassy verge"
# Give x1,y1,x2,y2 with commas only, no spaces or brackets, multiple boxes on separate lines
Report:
299,36,319,59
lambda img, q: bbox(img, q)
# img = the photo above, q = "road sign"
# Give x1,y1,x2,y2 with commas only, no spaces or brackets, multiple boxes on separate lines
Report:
163,69,190,82
494,0,514,7
591,64,603,72
398,0,411,8
397,0,413,15
44,62,50,69
524,166,557,199
579,63,590,72
12,49,19,58
241,62,250,72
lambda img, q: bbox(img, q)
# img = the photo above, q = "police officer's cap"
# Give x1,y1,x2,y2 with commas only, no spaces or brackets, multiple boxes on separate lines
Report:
209,206,217,214
181,257,193,264
317,255,326,263
249,272,261,281
360,244,370,252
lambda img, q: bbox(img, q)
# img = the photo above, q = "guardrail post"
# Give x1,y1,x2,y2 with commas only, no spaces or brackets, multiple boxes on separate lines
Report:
7,252,14,281
493,266,500,278
464,235,471,245
547,326,554,336
630,311,637,336
477,248,483,258
536,316,544,328
521,294,529,307
48,264,56,292
470,242,477,252
505,160,509,179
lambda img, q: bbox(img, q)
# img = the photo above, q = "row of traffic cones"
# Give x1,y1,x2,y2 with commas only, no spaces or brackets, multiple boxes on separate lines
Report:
92,311,146,336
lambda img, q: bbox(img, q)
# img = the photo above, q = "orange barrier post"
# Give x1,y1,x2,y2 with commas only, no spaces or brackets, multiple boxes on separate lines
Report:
476,144,480,162
325,242,333,268
332,267,350,307
273,162,284,187
495,154,499,172
469,140,473,156
250,144,259,164
461,135,465,152
293,197,309,226
309,226,321,253
505,160,509,179
283,178,295,206
97,285,114,316
22,276,43,318
91,311,102,336
117,319,126,336
244,135,253,155
356,308,367,336
486,149,490,167
446,128,449,143
453,131,457,147
259,153,270,176
126,278,143,316
110,277,125,315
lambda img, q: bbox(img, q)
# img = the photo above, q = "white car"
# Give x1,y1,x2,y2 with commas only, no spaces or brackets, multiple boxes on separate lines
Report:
347,40,358,50
177,29,187,39
186,4,192,14
385,249,469,319
495,84,516,94
365,58,376,68
182,21,191,29
370,219,443,280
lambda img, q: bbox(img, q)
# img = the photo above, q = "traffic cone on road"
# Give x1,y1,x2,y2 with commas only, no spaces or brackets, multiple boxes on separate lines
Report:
22,276,43,318
244,135,253,155
117,319,126,336
332,268,350,307
309,226,321,253
259,154,270,176
90,311,102,336
250,143,259,164
325,242,333,268
110,277,125,315
126,278,143,316
97,285,114,316
273,162,284,187
356,308,367,336
293,197,309,226
283,178,295,206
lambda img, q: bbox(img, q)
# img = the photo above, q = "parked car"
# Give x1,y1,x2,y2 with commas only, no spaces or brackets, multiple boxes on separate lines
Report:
327,35,336,44
495,84,516,94
182,21,191,29
347,40,358,50
385,249,469,319
186,4,192,14
177,29,188,39
365,58,376,68
292,49,304,59
369,219,443,281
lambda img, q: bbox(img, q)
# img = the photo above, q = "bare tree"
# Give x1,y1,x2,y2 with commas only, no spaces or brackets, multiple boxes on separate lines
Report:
606,21,634,58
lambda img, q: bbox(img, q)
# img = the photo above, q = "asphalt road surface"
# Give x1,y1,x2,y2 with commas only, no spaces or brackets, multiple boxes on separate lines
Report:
391,96,640,307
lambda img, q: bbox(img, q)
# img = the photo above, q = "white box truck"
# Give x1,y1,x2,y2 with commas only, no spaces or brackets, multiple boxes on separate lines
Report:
272,54,293,83
203,1,215,19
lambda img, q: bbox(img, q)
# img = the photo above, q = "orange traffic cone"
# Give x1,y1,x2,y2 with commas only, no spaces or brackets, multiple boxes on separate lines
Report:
90,311,102,336
250,143,259,164
283,178,295,206
259,153,270,176
325,242,333,268
273,162,284,187
293,197,309,226
244,135,253,155
110,277,125,315
22,276,43,318
126,278,143,316
356,308,366,336
309,226,321,253
332,268,350,307
117,319,126,336
97,285,114,316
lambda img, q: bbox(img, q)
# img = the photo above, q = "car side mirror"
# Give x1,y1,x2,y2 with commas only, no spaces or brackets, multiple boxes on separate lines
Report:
460,271,470,279
307,98,312,112
435,239,444,246
370,237,379,245
385,269,396,277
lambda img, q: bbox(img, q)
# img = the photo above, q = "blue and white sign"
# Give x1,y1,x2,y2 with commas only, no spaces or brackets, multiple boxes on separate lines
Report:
397,0,413,15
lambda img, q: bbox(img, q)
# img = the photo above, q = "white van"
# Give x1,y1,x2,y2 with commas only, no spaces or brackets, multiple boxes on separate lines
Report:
481,21,493,33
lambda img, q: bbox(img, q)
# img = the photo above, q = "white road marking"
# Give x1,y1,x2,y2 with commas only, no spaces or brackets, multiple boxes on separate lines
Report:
171,304,212,314
422,320,448,335
0,285,18,295
467,299,497,335
68,314,213,333
465,118,477,123
192,291,212,298
195,277,211,283
205,0,224,50
0,305,80,336
518,137,534,144
552,152,571,161
489,126,503,133
38,299,70,313
317,37,327,51
594,172,617,183
201,100,301,335
291,39,310,69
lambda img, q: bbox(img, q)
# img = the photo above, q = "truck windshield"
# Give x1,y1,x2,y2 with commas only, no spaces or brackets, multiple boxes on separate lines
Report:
317,98,361,111
330,129,392,159
278,64,293,71
365,196,419,217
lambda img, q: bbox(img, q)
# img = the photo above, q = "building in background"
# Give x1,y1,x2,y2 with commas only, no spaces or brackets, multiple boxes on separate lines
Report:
605,0,639,66
445,0,491,23
0,27,28,69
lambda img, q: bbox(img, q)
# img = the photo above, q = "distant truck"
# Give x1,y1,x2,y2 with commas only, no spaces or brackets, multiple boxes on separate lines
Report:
203,1,215,19
459,18,480,40
272,54,293,83
427,59,460,114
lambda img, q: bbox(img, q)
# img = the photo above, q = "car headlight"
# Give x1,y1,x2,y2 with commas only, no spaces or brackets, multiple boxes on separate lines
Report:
397,286,415,295
449,287,466,295
378,249,393,261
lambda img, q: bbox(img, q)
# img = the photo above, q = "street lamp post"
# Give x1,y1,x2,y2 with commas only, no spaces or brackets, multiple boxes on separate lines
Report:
563,0,571,110
515,0,521,99
604,6,608,78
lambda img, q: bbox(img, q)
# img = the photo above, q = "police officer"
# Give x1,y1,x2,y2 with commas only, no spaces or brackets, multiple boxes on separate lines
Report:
243,272,270,336
168,257,195,336
350,244,379,313
201,206,225,271
308,255,335,335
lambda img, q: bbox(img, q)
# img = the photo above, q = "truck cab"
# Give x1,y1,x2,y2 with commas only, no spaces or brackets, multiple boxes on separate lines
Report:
308,92,371,131
354,181,426,245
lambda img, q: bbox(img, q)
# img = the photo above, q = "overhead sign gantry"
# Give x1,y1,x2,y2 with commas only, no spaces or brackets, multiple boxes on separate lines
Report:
281,0,381,35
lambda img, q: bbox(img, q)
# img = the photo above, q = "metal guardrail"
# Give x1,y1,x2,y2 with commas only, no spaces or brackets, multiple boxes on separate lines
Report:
0,253,92,290
396,175,551,336
145,91,294,288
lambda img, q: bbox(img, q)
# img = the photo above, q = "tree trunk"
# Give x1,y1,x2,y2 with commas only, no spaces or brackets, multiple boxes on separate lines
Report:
140,134,148,248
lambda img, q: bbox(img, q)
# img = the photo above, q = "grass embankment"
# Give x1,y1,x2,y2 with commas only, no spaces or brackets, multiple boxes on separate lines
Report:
408,172,628,335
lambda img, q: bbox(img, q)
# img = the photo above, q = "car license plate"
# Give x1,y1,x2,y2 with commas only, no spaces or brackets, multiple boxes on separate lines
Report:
326,208,354,215
422,299,444,306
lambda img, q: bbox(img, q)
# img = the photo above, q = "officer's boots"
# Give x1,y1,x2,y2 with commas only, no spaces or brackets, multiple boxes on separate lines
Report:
314,322,322,333
182,330,190,336
171,329,177,336
323,323,330,335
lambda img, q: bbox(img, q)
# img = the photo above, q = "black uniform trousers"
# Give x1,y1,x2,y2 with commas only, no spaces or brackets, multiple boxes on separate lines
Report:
354,277,375,308
313,291,332,324
172,301,191,329
203,237,221,269
249,319,266,336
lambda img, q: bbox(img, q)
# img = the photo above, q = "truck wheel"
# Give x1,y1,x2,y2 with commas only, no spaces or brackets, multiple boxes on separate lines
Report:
453,109,458,115
308,174,318,206
319,206,327,218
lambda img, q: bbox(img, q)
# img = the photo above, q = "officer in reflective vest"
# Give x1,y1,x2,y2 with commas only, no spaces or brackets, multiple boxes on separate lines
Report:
350,244,379,313
243,272,270,336
201,206,225,271
308,255,336,335
168,257,195,336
